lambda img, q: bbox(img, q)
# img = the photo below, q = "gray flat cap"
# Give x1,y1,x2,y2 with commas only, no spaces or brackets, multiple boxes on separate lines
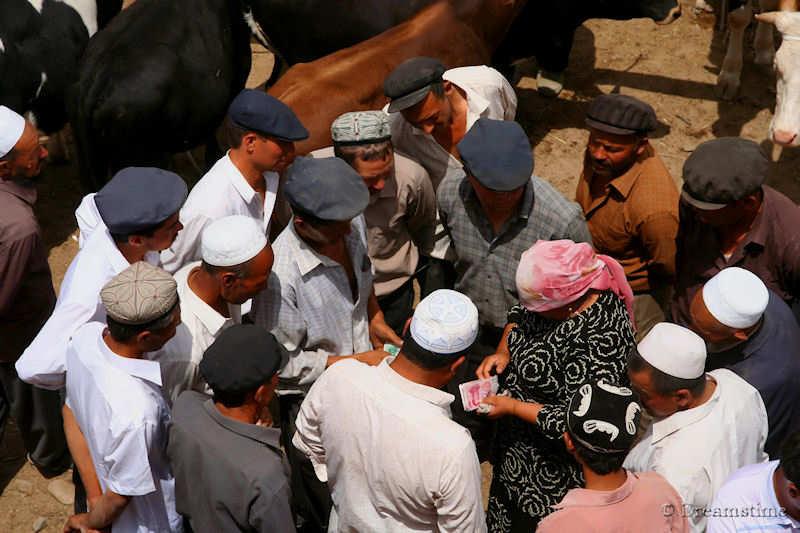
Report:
586,94,657,135
284,156,369,221
384,57,446,113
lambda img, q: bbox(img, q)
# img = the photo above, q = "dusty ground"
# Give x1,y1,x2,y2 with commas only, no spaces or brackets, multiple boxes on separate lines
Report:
3,2,799,529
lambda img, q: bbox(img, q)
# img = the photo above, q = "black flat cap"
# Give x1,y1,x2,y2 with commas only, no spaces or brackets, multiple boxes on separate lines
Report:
228,89,309,142
285,156,369,221
586,94,657,135
96,167,187,235
682,137,769,210
199,325,285,395
384,57,446,113
457,118,533,192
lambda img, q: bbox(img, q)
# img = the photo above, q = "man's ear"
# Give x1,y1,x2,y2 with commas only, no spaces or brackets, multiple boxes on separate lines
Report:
442,80,453,94
0,159,9,178
636,138,649,156
449,355,466,375
673,389,693,410
220,271,238,289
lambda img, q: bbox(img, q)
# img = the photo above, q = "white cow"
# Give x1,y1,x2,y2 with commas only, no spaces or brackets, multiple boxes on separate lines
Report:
758,11,800,145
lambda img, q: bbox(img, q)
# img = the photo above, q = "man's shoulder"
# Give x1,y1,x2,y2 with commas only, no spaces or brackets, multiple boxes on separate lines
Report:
393,151,431,183
712,368,763,403
172,391,211,426
536,503,591,533
445,65,507,91
530,176,582,218
0,196,38,243
437,172,466,205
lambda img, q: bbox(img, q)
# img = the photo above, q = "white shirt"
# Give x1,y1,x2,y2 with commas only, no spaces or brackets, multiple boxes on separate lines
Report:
293,357,486,533
708,460,800,533
75,192,102,247
160,153,279,273
15,228,159,389
252,217,373,396
65,322,182,533
387,65,517,259
152,262,242,405
624,369,769,532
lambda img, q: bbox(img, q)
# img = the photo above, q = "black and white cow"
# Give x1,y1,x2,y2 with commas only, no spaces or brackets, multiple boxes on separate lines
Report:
0,0,121,133
69,0,254,189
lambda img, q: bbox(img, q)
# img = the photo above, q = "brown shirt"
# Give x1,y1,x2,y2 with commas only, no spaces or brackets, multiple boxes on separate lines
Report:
0,180,55,361
576,145,679,293
312,148,436,296
672,185,800,325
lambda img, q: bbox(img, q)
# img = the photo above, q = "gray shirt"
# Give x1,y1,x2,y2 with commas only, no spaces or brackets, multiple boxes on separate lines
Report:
167,392,295,533
438,174,592,329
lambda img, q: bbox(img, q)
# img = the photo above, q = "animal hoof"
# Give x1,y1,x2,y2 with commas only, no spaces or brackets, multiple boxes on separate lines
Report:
536,70,564,98
715,73,740,100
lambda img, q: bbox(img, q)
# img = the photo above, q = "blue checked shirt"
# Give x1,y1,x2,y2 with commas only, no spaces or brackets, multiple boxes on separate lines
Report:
252,216,374,396
438,174,592,328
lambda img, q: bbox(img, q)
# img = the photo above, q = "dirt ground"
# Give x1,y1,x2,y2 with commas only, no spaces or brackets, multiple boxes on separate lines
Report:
3,2,798,529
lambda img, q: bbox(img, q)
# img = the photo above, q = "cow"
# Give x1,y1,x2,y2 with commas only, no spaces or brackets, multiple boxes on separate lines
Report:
715,0,798,100
69,0,254,189
268,0,526,154
755,11,800,146
0,0,121,133
250,0,680,95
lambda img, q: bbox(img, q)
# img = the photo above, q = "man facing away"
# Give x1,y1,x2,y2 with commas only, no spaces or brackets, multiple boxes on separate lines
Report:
0,105,70,476
168,325,294,532
64,262,183,532
161,89,308,272
575,94,679,339
624,322,769,531
293,289,486,532
313,110,436,334
708,430,800,532
689,267,800,458
538,380,689,533
155,215,273,404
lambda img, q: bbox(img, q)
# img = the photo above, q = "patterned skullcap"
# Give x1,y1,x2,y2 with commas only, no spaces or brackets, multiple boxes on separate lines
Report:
409,289,479,355
331,111,391,145
566,380,643,454
101,262,178,325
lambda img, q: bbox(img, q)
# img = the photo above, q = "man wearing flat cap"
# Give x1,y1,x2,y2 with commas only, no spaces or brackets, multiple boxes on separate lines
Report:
538,380,688,533
0,105,71,477
689,267,800,459
673,137,800,326
312,110,436,334
168,325,294,532
624,322,768,532
576,94,679,339
161,88,308,273
384,56,517,295
252,156,400,531
437,117,591,457
154,215,274,404
294,289,486,532
17,166,187,391
63,262,183,533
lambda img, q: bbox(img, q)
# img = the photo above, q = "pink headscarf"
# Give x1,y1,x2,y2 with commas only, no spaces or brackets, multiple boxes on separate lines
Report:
515,239,636,326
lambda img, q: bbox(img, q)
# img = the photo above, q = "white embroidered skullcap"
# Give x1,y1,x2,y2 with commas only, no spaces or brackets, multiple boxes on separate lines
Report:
0,106,26,158
410,289,479,355
201,215,267,267
637,322,707,379
702,267,768,329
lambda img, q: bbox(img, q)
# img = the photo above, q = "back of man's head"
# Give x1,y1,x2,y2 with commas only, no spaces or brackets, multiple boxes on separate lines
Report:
566,380,643,475
401,289,478,374
781,432,800,486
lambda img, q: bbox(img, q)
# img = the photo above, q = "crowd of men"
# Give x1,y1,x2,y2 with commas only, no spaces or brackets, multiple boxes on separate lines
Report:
1,54,799,532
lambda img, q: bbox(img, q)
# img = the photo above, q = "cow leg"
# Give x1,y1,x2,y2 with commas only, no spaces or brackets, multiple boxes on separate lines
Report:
717,2,753,100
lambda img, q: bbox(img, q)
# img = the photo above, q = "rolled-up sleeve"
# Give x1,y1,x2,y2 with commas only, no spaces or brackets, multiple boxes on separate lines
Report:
638,212,679,282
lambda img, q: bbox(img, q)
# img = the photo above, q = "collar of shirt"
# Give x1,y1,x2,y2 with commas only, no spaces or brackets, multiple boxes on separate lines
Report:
581,147,652,217
0,178,37,206
553,470,638,510
376,357,454,415
222,152,261,205
96,331,163,386
650,375,721,444
409,73,489,138
92,227,134,273
741,189,771,250
287,218,365,277
180,265,238,337
201,397,282,451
